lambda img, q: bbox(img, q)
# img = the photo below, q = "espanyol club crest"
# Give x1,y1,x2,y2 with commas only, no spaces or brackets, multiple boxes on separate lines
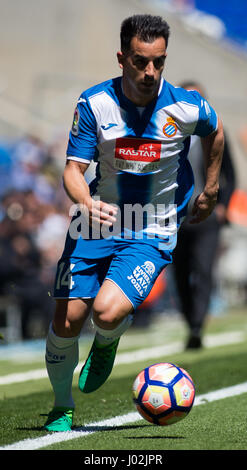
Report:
71,106,80,136
163,117,178,138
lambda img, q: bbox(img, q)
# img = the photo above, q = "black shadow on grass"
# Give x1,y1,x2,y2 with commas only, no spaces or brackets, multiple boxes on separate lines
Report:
16,424,147,433
72,424,148,432
124,435,185,440
73,424,185,441
17,423,185,442
73,425,186,441
17,426,48,432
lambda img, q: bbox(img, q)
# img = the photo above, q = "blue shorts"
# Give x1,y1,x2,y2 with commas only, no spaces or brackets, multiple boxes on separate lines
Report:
53,238,172,309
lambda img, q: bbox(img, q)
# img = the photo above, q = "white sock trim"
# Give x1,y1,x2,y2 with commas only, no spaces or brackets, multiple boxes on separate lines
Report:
48,323,80,348
93,314,133,340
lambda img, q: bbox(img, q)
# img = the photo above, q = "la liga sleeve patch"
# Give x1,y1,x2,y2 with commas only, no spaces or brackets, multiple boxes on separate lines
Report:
71,106,80,136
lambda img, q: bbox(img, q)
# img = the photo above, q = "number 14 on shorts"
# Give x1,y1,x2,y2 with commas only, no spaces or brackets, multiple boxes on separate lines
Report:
56,262,75,290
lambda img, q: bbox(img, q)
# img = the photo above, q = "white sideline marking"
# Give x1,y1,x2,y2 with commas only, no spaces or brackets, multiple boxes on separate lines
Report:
0,368,48,385
0,331,244,385
1,381,247,450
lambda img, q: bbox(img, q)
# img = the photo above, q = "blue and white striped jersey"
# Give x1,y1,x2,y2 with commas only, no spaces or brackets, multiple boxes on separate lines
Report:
66,76,217,250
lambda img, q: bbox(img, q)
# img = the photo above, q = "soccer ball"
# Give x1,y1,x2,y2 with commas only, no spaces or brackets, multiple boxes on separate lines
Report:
132,362,195,426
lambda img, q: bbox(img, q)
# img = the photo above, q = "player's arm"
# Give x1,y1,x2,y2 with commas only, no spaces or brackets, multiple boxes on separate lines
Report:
63,160,117,227
190,118,224,224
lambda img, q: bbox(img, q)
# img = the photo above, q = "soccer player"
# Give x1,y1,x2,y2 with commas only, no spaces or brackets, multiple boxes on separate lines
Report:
44,14,224,431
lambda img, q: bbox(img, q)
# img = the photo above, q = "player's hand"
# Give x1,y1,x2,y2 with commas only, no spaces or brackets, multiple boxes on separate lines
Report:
84,197,118,227
189,191,217,224
214,203,227,224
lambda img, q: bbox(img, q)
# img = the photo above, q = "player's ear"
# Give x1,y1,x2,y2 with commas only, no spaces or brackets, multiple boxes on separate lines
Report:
117,51,124,69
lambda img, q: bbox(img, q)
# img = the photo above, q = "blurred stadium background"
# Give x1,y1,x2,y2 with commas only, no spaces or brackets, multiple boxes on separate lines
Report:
0,0,247,343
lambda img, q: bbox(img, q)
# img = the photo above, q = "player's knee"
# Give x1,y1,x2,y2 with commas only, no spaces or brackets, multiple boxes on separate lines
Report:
53,317,81,337
92,299,123,329
53,299,90,337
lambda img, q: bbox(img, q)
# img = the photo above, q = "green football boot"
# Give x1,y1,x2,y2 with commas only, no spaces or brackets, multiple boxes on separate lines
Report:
78,337,120,393
43,407,74,432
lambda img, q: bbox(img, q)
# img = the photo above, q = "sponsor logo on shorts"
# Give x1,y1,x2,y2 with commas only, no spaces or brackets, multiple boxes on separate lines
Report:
142,261,155,276
127,261,156,297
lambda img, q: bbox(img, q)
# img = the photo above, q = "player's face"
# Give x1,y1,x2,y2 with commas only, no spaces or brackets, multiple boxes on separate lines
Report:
117,36,167,106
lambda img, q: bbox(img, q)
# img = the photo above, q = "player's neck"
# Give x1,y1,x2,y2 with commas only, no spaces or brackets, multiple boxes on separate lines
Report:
122,88,154,107
121,80,156,107
121,77,163,107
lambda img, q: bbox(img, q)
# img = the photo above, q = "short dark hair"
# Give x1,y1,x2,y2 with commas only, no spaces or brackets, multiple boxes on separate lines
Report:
120,14,170,52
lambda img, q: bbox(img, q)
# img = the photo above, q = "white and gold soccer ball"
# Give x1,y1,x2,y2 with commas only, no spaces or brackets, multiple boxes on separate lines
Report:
133,362,195,426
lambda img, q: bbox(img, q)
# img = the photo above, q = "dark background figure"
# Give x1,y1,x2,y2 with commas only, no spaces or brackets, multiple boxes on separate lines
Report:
0,190,55,338
172,81,236,349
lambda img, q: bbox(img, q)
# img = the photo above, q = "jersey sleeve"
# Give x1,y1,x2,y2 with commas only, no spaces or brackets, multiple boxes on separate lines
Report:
192,92,218,137
66,94,97,163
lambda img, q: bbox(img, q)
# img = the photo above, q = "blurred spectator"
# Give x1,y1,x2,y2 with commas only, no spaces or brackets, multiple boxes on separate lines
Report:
10,134,58,204
0,191,51,338
172,81,236,349
0,132,71,340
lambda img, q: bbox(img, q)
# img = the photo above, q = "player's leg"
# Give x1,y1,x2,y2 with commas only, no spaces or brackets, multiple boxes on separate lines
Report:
44,297,92,431
79,243,172,394
79,280,134,393
44,249,113,430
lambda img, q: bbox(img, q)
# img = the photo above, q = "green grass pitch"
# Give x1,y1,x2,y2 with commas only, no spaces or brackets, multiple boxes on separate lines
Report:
1,307,247,454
